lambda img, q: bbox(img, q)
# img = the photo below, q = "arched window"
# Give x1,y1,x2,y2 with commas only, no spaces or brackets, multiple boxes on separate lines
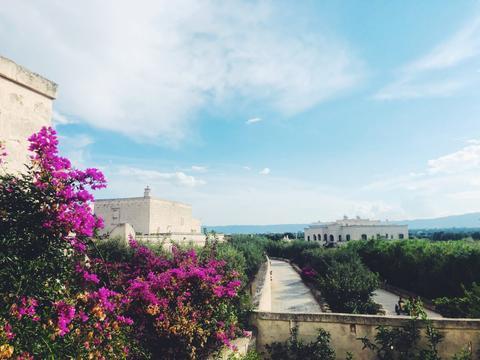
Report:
318,234,321,241
324,234,328,242
307,235,310,241
385,234,389,239
399,233,405,239
346,234,351,241
329,234,334,242
338,235,342,242
361,234,367,240
313,234,317,241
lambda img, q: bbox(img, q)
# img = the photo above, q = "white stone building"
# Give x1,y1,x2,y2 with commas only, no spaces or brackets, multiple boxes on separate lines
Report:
0,56,57,173
94,187,206,244
304,216,408,246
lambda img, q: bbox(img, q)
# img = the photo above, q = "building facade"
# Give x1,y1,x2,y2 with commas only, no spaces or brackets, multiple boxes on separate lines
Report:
0,56,57,173
304,216,408,246
94,187,205,243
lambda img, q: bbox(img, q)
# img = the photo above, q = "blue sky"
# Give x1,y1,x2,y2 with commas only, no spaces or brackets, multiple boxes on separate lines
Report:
2,1,480,225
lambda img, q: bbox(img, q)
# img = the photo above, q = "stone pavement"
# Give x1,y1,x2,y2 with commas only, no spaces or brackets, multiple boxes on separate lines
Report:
270,259,323,313
373,288,442,318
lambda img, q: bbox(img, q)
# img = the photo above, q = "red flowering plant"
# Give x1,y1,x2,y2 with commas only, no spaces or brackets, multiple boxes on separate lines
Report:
90,238,244,359
0,127,137,359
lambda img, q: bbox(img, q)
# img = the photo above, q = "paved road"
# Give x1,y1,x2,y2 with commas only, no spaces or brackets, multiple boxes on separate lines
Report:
270,259,323,313
373,289,442,318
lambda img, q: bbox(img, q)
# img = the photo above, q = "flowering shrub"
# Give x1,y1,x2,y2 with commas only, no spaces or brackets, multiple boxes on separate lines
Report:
0,127,245,359
91,239,244,359
301,266,318,281
0,127,136,358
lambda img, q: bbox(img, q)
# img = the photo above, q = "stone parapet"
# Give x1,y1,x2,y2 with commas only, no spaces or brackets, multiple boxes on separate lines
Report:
0,56,57,99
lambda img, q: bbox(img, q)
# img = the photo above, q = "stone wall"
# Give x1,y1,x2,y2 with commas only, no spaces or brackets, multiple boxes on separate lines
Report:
0,56,57,173
94,198,151,235
137,233,207,249
149,198,201,234
252,311,480,359
94,195,202,237
248,258,272,313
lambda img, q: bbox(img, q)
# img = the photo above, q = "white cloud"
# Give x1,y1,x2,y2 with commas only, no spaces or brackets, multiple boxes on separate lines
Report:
246,117,262,125
0,1,362,143
58,134,93,167
52,111,76,125
428,142,480,174
363,140,480,218
243,166,251,171
259,167,270,175
191,165,207,173
117,166,205,188
375,14,480,100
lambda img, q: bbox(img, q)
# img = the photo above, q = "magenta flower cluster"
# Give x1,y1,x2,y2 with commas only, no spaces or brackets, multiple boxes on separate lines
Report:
27,127,106,252
0,127,245,359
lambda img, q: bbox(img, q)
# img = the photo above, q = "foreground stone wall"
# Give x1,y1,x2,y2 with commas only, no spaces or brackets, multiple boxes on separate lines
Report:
0,56,57,173
252,311,480,359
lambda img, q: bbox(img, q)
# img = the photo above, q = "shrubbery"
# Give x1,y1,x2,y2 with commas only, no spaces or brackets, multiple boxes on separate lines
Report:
0,127,246,359
296,247,380,314
351,239,480,300
266,326,336,360
229,237,381,314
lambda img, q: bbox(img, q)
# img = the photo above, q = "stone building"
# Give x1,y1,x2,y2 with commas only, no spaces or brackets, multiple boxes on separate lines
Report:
94,187,206,244
0,56,57,173
304,216,408,246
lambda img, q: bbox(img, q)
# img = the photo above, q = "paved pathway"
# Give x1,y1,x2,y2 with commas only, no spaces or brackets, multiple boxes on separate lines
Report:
373,289,442,318
270,259,322,313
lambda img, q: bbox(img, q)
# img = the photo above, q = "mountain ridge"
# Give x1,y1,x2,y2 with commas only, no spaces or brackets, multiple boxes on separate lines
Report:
205,212,480,234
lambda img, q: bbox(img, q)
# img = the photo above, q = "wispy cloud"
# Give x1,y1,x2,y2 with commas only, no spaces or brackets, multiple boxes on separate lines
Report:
117,166,206,188
259,167,271,175
52,111,76,125
243,166,251,171
191,165,207,173
428,142,480,174
58,134,93,167
246,117,262,125
0,1,363,144
375,14,480,100
365,142,480,191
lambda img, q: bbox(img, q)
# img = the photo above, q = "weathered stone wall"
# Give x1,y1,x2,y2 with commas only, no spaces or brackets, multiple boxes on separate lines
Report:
0,56,57,173
94,198,151,235
252,311,480,359
249,258,271,312
149,198,201,234
94,194,202,238
137,233,207,249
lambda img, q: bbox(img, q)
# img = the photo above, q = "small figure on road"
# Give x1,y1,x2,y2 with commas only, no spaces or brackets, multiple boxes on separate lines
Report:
395,296,406,315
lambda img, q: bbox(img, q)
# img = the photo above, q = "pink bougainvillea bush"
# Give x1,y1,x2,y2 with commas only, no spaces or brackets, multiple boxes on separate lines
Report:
91,239,244,359
0,127,245,359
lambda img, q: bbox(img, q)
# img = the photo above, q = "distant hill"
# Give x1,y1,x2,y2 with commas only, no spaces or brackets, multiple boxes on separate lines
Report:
205,212,480,234
393,212,480,230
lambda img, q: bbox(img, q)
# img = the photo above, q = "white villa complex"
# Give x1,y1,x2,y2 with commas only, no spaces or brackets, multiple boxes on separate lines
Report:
94,187,207,245
304,216,408,246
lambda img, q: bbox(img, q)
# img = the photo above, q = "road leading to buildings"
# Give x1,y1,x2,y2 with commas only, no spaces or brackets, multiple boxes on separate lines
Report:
270,259,322,313
373,289,443,318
